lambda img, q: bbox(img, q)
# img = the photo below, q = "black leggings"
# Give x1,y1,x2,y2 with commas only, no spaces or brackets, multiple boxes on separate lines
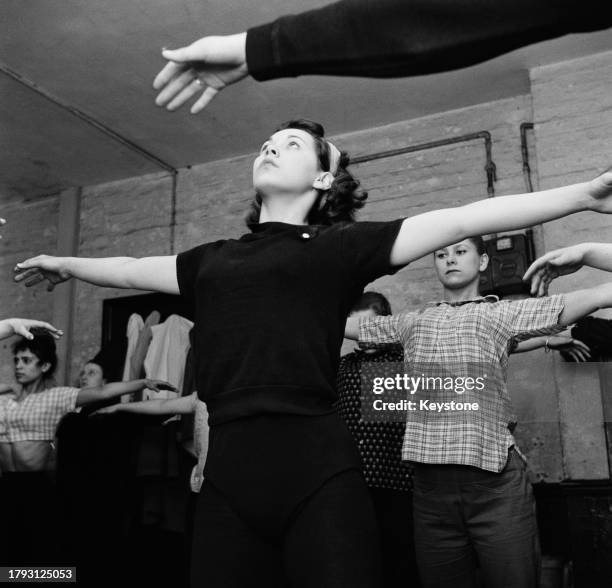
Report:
190,469,383,588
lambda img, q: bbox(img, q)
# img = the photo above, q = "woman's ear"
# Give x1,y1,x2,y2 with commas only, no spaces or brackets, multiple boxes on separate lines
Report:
41,362,52,374
313,171,334,191
479,253,490,272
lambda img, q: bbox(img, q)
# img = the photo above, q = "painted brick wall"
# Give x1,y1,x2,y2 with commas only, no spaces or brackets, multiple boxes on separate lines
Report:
531,50,612,480
1,50,611,482
0,196,59,384
69,172,174,382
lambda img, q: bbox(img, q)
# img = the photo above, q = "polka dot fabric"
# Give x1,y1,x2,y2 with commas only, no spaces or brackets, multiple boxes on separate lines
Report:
336,347,413,492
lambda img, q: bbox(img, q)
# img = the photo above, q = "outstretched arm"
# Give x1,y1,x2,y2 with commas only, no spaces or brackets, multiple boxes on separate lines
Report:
153,0,612,113
0,318,63,341
524,243,612,297
344,316,360,340
512,334,591,361
558,283,612,327
390,173,612,266
13,255,178,294
93,392,197,416
76,379,177,408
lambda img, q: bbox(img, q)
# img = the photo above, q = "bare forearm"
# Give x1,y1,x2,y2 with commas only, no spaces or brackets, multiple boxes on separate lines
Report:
583,243,612,272
62,256,139,288
392,182,591,264
460,183,590,238
110,400,168,416
100,379,148,399
0,320,14,340
559,283,612,326
77,379,147,407
107,394,195,416
513,336,547,353
63,255,178,293
344,317,360,340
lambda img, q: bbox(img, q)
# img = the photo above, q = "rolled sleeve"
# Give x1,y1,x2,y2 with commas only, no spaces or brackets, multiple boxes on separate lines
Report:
501,294,566,341
359,315,402,347
48,387,80,423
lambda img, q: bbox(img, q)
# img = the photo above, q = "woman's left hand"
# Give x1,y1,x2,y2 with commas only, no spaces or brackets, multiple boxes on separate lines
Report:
524,244,588,297
144,379,178,393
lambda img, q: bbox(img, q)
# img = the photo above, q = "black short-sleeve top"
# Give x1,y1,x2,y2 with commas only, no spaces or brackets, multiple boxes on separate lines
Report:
176,219,404,425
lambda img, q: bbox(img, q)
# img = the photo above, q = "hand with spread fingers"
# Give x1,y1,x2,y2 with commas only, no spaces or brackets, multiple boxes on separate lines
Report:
524,241,612,297
0,318,63,341
524,244,588,297
13,255,71,291
153,33,248,114
546,335,591,362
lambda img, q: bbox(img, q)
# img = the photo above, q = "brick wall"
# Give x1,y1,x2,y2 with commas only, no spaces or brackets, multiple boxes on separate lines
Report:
0,196,59,384
2,49,612,481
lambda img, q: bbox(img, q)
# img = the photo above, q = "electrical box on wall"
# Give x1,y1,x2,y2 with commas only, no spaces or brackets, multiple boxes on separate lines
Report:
479,230,535,297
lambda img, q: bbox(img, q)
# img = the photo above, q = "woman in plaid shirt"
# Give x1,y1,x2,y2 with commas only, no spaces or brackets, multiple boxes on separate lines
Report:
345,236,612,587
0,333,175,473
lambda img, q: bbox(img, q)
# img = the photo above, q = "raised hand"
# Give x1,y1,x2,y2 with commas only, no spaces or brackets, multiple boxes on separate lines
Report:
3,318,63,340
524,244,588,297
14,255,71,292
153,33,248,114
546,335,591,362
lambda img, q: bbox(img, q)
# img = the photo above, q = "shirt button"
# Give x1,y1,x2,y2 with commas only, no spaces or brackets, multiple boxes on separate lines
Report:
301,232,311,240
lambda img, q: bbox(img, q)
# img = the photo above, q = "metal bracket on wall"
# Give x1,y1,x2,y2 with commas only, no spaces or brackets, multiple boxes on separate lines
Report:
351,131,498,197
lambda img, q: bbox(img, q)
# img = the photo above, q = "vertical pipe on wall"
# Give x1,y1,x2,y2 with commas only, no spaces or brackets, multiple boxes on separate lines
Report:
53,187,81,385
169,171,178,255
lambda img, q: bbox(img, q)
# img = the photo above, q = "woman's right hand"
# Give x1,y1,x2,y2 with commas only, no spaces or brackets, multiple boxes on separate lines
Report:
13,255,71,292
523,244,588,297
153,33,248,114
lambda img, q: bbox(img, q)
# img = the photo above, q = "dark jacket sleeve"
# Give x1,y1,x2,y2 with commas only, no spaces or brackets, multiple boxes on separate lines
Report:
246,0,612,81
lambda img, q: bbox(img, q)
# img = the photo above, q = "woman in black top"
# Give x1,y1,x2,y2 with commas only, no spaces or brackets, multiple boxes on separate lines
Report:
14,119,612,587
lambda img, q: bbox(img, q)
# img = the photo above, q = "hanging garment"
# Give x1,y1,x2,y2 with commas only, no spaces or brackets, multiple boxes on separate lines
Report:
122,313,144,381
128,311,161,401
120,314,144,403
143,314,194,400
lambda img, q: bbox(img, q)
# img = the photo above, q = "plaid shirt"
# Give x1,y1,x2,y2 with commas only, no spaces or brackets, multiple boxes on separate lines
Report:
359,294,566,472
0,387,79,442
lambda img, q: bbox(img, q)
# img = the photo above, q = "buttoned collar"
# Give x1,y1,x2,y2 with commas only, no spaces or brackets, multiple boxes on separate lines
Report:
426,294,500,308
247,221,320,240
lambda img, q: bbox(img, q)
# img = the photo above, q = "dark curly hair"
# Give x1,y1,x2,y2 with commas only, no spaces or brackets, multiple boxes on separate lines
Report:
352,291,392,317
12,331,58,380
246,119,368,226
